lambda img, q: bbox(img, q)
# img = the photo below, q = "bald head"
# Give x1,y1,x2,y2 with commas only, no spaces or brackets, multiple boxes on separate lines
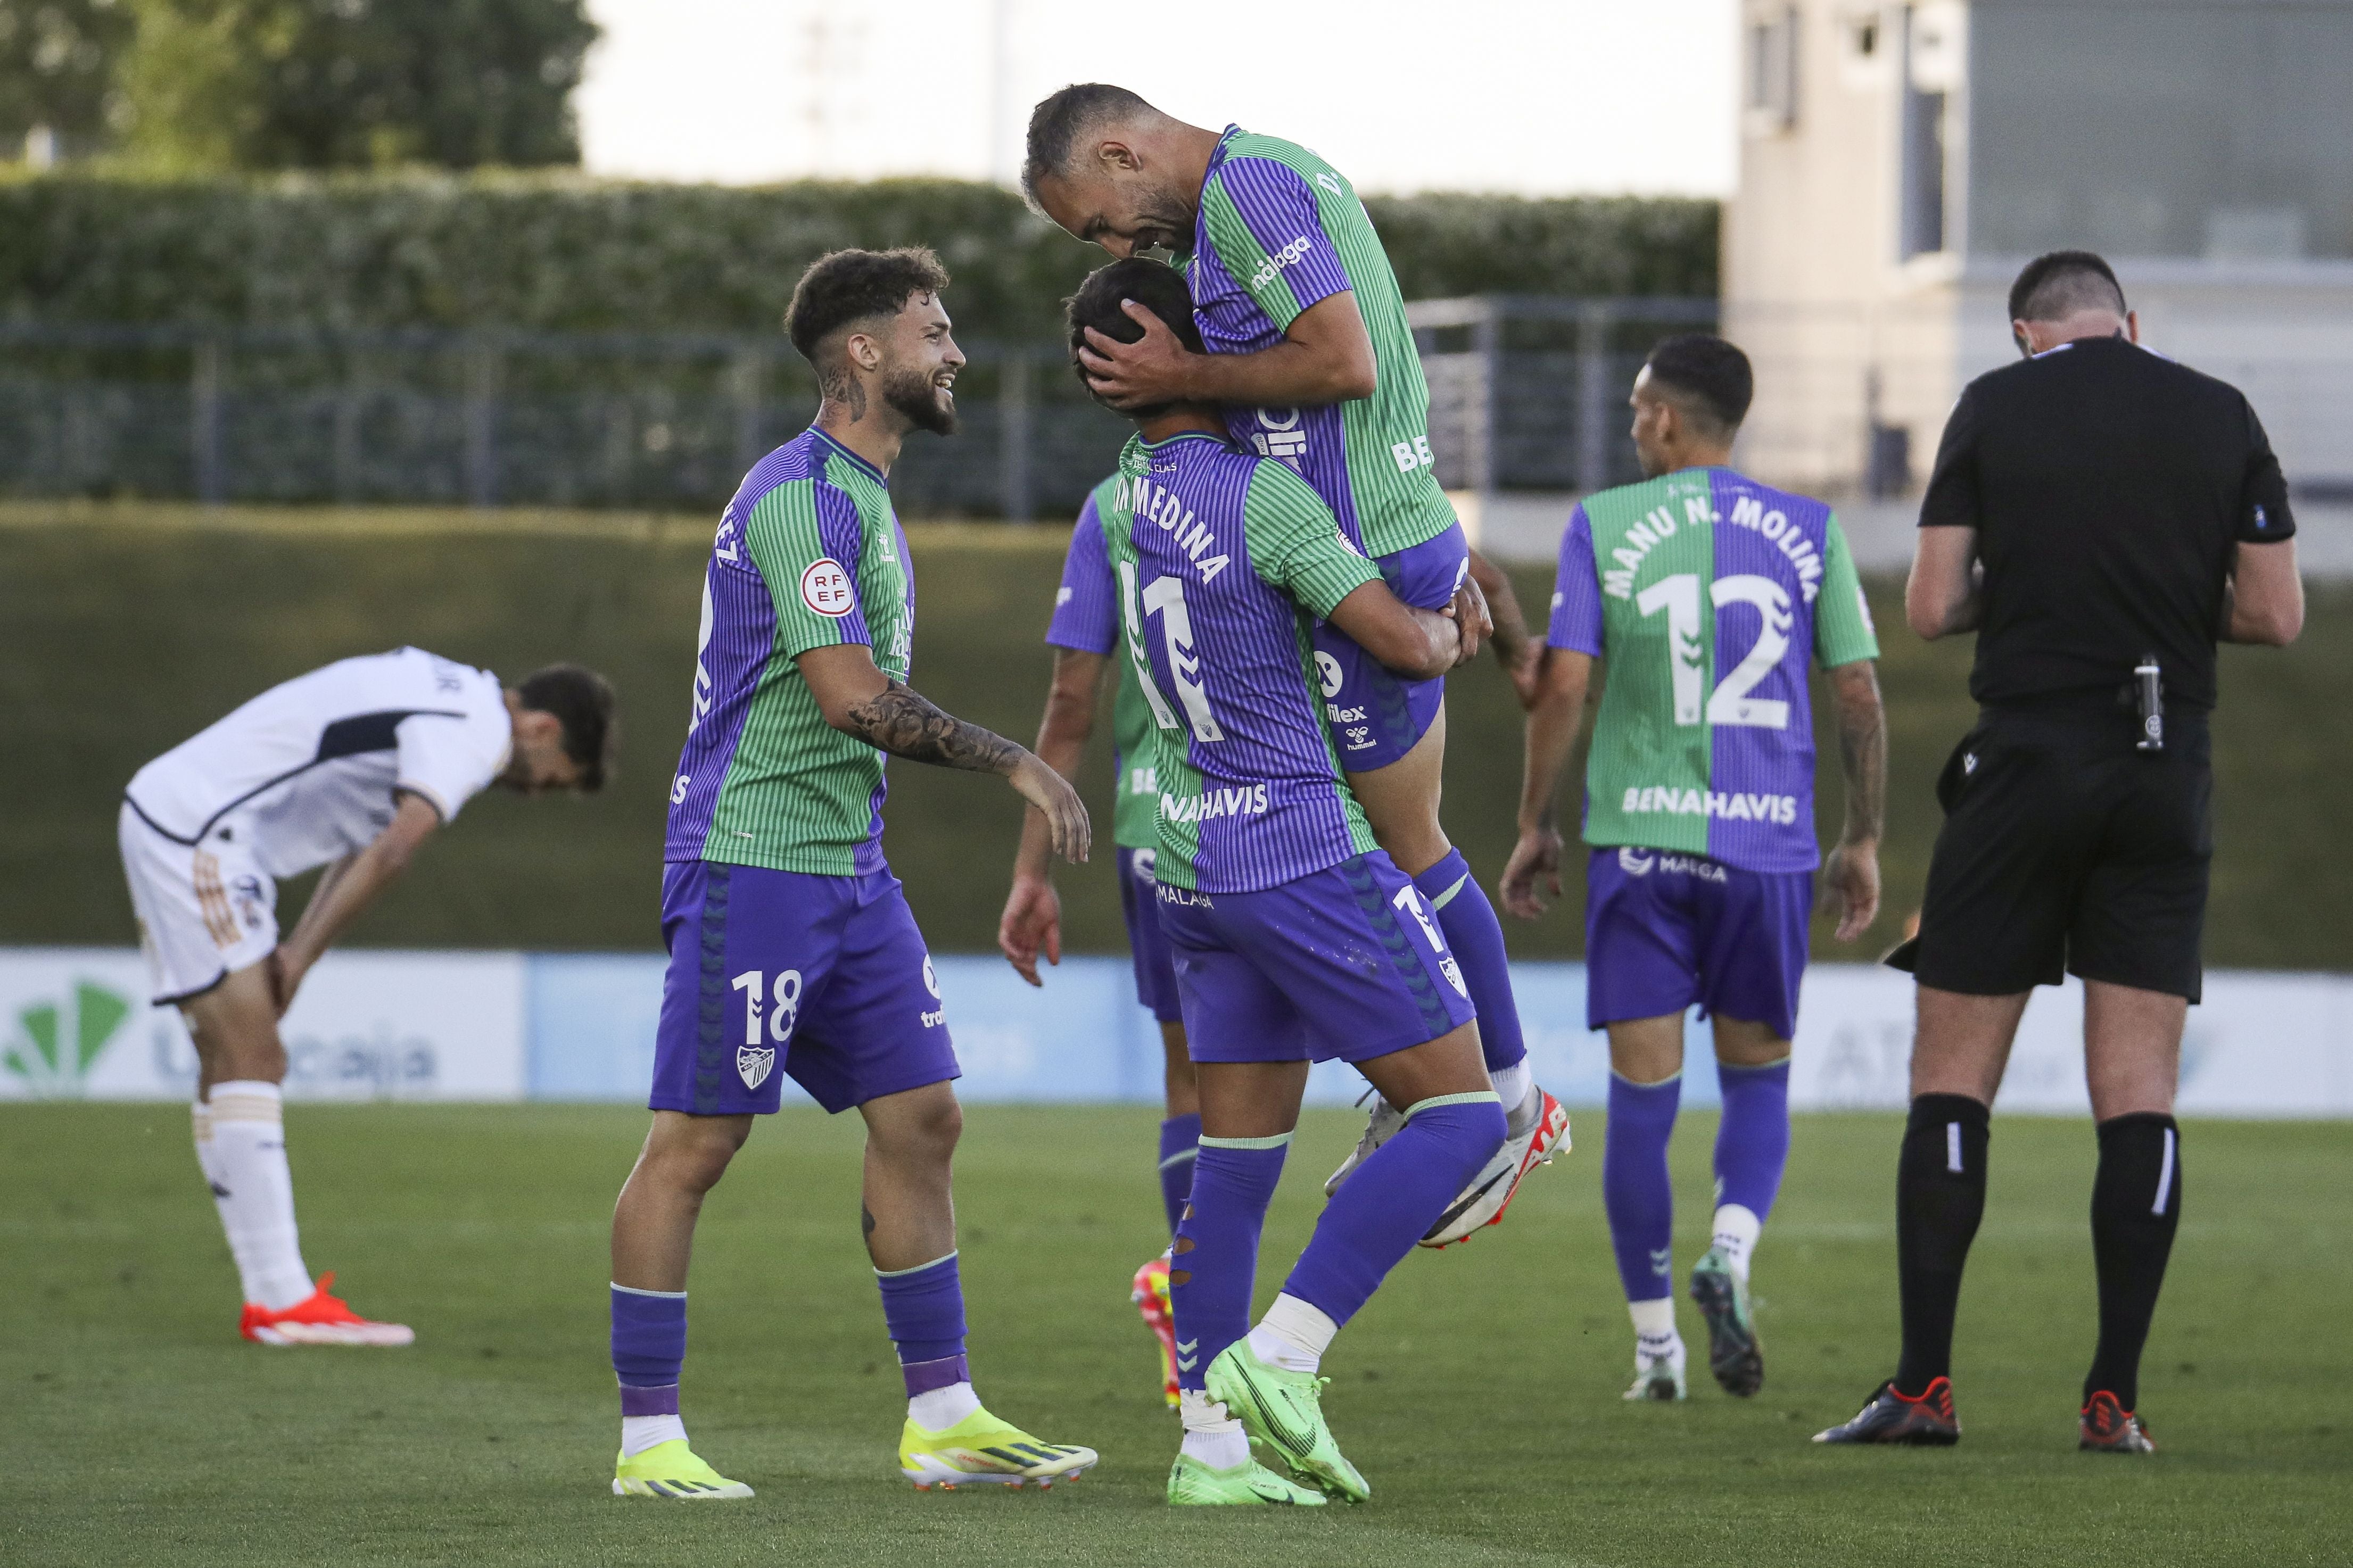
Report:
1022,83,1166,207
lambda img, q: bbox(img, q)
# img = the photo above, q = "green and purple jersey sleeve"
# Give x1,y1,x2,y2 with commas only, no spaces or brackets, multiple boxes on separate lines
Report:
1186,127,1457,562
1548,468,1879,874
665,429,914,876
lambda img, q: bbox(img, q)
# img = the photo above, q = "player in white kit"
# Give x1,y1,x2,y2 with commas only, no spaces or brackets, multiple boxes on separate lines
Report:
119,647,616,1343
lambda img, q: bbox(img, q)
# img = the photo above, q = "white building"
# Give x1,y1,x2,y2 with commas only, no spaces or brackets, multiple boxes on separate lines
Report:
1724,0,2353,504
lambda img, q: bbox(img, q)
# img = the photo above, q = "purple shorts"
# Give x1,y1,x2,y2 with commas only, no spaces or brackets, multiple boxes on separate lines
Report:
1154,852,1478,1065
1118,846,1184,1025
1584,846,1812,1041
1311,522,1469,771
649,860,960,1117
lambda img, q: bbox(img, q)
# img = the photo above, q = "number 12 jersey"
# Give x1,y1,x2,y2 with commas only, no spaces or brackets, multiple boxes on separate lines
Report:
1547,467,1879,873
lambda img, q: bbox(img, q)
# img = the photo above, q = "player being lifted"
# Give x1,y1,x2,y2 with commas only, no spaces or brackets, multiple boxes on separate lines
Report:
1069,258,1508,1507
120,647,615,1344
1502,336,1886,1399
996,466,1199,1407
604,248,1097,1501
1024,85,1569,1240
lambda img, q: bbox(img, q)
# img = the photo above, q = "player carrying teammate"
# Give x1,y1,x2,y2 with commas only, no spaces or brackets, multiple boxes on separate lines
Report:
120,646,614,1345
1023,85,1568,1242
1068,258,1508,1507
1502,336,1885,1400
996,467,1197,1408
604,248,1096,1501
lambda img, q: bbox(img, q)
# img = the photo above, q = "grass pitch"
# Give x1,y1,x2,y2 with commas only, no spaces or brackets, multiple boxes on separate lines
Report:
5,1102,2348,1567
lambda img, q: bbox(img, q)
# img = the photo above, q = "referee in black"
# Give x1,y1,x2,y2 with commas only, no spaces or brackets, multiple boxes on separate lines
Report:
1817,251,2304,1453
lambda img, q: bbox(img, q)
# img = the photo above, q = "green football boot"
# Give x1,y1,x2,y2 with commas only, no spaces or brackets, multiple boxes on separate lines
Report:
898,1407,1096,1489
1167,1451,1329,1506
1689,1246,1764,1398
612,1439,754,1499
1203,1340,1368,1503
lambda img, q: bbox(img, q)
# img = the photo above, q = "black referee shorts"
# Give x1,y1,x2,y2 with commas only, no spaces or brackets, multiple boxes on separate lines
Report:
1899,702,2212,1002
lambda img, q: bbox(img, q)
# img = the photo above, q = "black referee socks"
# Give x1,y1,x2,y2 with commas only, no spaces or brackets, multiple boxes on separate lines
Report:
1894,1093,1991,1396
2085,1113,2183,1412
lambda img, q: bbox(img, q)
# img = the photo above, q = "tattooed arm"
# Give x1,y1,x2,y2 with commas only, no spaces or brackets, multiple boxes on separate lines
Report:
1819,659,1885,941
797,642,1090,862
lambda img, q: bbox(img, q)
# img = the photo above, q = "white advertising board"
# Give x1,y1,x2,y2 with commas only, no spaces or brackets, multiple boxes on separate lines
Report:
0,948,526,1101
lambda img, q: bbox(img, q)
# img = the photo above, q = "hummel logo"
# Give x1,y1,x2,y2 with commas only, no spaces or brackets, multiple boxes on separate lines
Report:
1176,1337,1199,1372
1649,1247,1673,1275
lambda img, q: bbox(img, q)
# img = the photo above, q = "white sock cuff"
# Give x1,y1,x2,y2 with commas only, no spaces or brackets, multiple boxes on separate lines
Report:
209,1080,284,1123
1628,1296,1678,1339
1261,1292,1340,1358
610,1282,687,1299
1198,1131,1293,1150
873,1250,957,1280
1490,1060,1534,1108
1402,1090,1501,1119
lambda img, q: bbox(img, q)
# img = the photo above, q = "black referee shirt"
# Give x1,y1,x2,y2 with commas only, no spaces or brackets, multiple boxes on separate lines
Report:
1919,335,2295,712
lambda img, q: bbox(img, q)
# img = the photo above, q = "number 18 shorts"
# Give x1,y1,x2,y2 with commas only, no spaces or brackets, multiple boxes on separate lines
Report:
648,860,961,1117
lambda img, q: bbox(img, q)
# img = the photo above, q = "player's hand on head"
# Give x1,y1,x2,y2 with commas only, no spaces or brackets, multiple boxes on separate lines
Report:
1499,827,1564,920
997,875,1063,987
1819,842,1881,942
1009,754,1091,866
1077,303,1193,409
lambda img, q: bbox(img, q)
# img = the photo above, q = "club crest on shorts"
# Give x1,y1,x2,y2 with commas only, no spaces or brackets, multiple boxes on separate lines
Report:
737,1043,775,1090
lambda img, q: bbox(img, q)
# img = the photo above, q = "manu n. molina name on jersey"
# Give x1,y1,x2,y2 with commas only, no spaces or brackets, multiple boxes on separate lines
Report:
1623,784,1800,825
1120,472,1232,584
1159,782,1272,825
1600,491,1827,604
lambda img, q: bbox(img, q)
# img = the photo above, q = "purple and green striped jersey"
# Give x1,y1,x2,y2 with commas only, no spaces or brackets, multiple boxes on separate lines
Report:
1184,126,1457,560
1548,467,1878,873
1104,431,1383,893
1045,475,1160,851
664,427,915,875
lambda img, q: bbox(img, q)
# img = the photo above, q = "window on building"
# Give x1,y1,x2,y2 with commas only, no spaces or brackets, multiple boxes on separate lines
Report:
1969,5,2353,262
1746,7,1799,132
1899,4,1961,258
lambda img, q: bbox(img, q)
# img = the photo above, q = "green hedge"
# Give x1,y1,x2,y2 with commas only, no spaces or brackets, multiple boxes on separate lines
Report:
0,171,1718,340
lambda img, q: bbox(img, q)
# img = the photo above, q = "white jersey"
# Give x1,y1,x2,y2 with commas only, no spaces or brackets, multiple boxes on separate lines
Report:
125,648,512,878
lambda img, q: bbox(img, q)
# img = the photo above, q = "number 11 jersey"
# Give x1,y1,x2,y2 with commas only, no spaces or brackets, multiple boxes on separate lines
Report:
1547,466,1878,873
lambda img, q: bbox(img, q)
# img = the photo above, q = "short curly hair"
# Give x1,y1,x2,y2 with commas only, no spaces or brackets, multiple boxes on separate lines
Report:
783,247,952,364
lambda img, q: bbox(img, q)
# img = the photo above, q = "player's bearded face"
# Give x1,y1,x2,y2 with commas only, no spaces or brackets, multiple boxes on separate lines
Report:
882,360,957,435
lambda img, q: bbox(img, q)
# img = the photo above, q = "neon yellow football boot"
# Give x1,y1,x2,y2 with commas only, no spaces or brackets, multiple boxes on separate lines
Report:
898,1408,1096,1489
612,1439,754,1499
1204,1340,1368,1503
1167,1451,1330,1506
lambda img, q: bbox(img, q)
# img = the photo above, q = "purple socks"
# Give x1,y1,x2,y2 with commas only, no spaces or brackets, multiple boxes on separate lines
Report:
875,1252,969,1397
1158,1113,1201,1237
1715,1058,1791,1219
611,1283,686,1416
1604,1074,1682,1302
1414,850,1528,1075
1169,1136,1290,1392
1282,1094,1507,1327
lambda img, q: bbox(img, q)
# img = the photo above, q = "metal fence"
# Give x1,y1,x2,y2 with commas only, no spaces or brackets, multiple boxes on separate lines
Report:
0,300,1723,516
0,321,1133,518
1408,295,1721,505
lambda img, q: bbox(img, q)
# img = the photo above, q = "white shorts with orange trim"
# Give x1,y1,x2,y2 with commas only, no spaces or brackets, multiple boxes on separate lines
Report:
117,803,278,1004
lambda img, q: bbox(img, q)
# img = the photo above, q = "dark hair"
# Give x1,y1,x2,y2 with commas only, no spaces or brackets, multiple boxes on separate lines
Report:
2008,249,2126,323
517,663,617,792
1064,258,1202,418
1022,82,1157,202
1643,333,1754,436
783,247,951,364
